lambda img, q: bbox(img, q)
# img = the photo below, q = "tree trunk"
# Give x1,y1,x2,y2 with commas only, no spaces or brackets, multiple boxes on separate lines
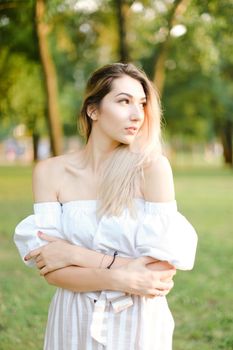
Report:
32,132,39,162
221,119,233,165
153,41,170,96
35,0,63,156
114,0,130,62
153,0,190,96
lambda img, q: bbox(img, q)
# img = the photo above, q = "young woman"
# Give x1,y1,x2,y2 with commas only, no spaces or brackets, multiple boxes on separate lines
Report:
14,63,198,350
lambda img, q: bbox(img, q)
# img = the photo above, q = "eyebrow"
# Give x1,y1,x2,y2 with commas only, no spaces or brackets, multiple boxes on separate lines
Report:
115,92,146,100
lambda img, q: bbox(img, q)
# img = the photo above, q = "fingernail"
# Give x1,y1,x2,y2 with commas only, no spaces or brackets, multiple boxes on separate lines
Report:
38,231,42,236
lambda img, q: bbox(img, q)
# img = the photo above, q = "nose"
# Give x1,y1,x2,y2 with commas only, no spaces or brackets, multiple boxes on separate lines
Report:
129,104,144,121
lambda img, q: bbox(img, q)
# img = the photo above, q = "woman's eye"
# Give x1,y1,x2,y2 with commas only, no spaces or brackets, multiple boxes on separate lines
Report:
117,99,146,108
140,102,146,109
118,99,129,104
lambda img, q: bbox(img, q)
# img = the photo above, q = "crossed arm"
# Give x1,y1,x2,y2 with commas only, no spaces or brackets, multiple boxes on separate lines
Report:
25,232,176,296
27,155,176,297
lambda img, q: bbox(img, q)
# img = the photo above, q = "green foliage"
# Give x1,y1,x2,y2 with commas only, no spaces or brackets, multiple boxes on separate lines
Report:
0,52,46,136
0,0,38,60
0,0,232,145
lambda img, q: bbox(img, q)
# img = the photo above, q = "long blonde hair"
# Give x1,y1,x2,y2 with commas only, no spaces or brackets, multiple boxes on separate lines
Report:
78,63,162,217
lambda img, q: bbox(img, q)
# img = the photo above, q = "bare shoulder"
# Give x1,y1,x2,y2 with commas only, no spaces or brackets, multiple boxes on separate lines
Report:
32,155,67,202
142,154,175,202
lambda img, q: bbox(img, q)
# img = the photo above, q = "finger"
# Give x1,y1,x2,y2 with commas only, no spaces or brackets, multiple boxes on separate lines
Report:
147,288,167,297
169,280,174,290
154,280,173,291
161,280,174,291
159,269,176,280
36,260,45,269
24,248,41,261
138,256,155,264
39,266,48,276
144,293,161,299
37,231,57,242
148,260,174,270
35,255,42,263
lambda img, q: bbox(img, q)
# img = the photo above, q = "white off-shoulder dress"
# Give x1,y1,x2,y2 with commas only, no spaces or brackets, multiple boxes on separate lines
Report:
14,199,198,350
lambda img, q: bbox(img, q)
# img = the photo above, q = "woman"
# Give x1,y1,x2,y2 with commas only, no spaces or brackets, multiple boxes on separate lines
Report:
14,63,198,350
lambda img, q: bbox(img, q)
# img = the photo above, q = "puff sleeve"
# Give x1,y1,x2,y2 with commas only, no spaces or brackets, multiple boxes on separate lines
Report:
136,201,198,270
14,202,63,267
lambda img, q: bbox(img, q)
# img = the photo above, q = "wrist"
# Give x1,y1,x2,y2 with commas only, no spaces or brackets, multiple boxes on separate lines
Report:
111,256,132,269
91,268,119,290
108,268,125,291
99,254,112,269
94,267,121,291
70,245,82,266
69,246,113,269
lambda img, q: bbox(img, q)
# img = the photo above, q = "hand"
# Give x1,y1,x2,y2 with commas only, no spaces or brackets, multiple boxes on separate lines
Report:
115,256,176,298
24,231,75,276
147,260,176,283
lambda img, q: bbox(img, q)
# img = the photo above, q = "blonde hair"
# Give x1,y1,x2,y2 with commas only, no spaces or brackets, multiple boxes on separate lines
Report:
78,63,162,217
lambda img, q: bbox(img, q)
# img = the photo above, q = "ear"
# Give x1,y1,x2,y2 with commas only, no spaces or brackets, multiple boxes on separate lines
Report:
87,105,98,121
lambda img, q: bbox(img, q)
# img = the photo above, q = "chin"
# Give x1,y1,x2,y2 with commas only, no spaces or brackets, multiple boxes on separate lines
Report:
119,139,133,146
119,135,136,145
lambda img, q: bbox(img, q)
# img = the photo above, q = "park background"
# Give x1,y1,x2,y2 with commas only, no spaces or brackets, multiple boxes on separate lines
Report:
0,0,232,349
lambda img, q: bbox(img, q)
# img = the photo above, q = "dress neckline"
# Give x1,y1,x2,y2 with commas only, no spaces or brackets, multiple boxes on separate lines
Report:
34,198,177,207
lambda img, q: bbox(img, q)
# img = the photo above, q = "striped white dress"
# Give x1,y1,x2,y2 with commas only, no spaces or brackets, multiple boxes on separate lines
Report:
14,199,198,350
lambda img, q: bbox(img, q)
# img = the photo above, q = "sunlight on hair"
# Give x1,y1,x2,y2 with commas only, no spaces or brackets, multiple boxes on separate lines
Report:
78,63,162,217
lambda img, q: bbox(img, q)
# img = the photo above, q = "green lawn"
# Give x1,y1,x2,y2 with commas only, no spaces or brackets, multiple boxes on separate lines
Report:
0,165,232,350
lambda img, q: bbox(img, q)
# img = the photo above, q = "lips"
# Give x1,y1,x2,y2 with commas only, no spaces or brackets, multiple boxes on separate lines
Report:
126,126,136,130
125,126,138,135
125,126,138,131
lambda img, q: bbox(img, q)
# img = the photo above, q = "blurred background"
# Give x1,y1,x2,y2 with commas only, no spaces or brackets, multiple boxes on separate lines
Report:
0,1,232,349
0,0,232,165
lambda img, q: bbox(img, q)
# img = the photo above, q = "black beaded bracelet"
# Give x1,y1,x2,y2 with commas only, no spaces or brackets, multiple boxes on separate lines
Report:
107,251,118,269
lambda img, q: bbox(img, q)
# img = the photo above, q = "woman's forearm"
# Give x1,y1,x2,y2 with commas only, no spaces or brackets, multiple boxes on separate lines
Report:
70,245,132,269
28,234,133,274
44,266,119,292
44,259,176,297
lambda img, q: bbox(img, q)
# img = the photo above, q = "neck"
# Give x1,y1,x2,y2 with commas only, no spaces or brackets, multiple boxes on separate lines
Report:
82,130,120,173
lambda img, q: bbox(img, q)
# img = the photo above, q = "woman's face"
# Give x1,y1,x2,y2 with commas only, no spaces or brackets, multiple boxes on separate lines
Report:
92,75,146,145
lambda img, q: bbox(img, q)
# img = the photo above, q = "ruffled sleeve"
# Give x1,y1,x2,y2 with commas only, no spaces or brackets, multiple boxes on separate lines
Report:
136,201,198,270
14,202,63,267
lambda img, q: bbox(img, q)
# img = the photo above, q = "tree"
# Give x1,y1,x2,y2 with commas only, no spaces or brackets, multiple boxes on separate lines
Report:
1,0,232,165
35,0,63,156
152,0,190,95
0,1,45,160
127,0,233,165
113,0,131,62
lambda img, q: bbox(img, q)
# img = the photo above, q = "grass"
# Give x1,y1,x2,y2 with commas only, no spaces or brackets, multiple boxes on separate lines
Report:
170,165,233,350
0,164,232,350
